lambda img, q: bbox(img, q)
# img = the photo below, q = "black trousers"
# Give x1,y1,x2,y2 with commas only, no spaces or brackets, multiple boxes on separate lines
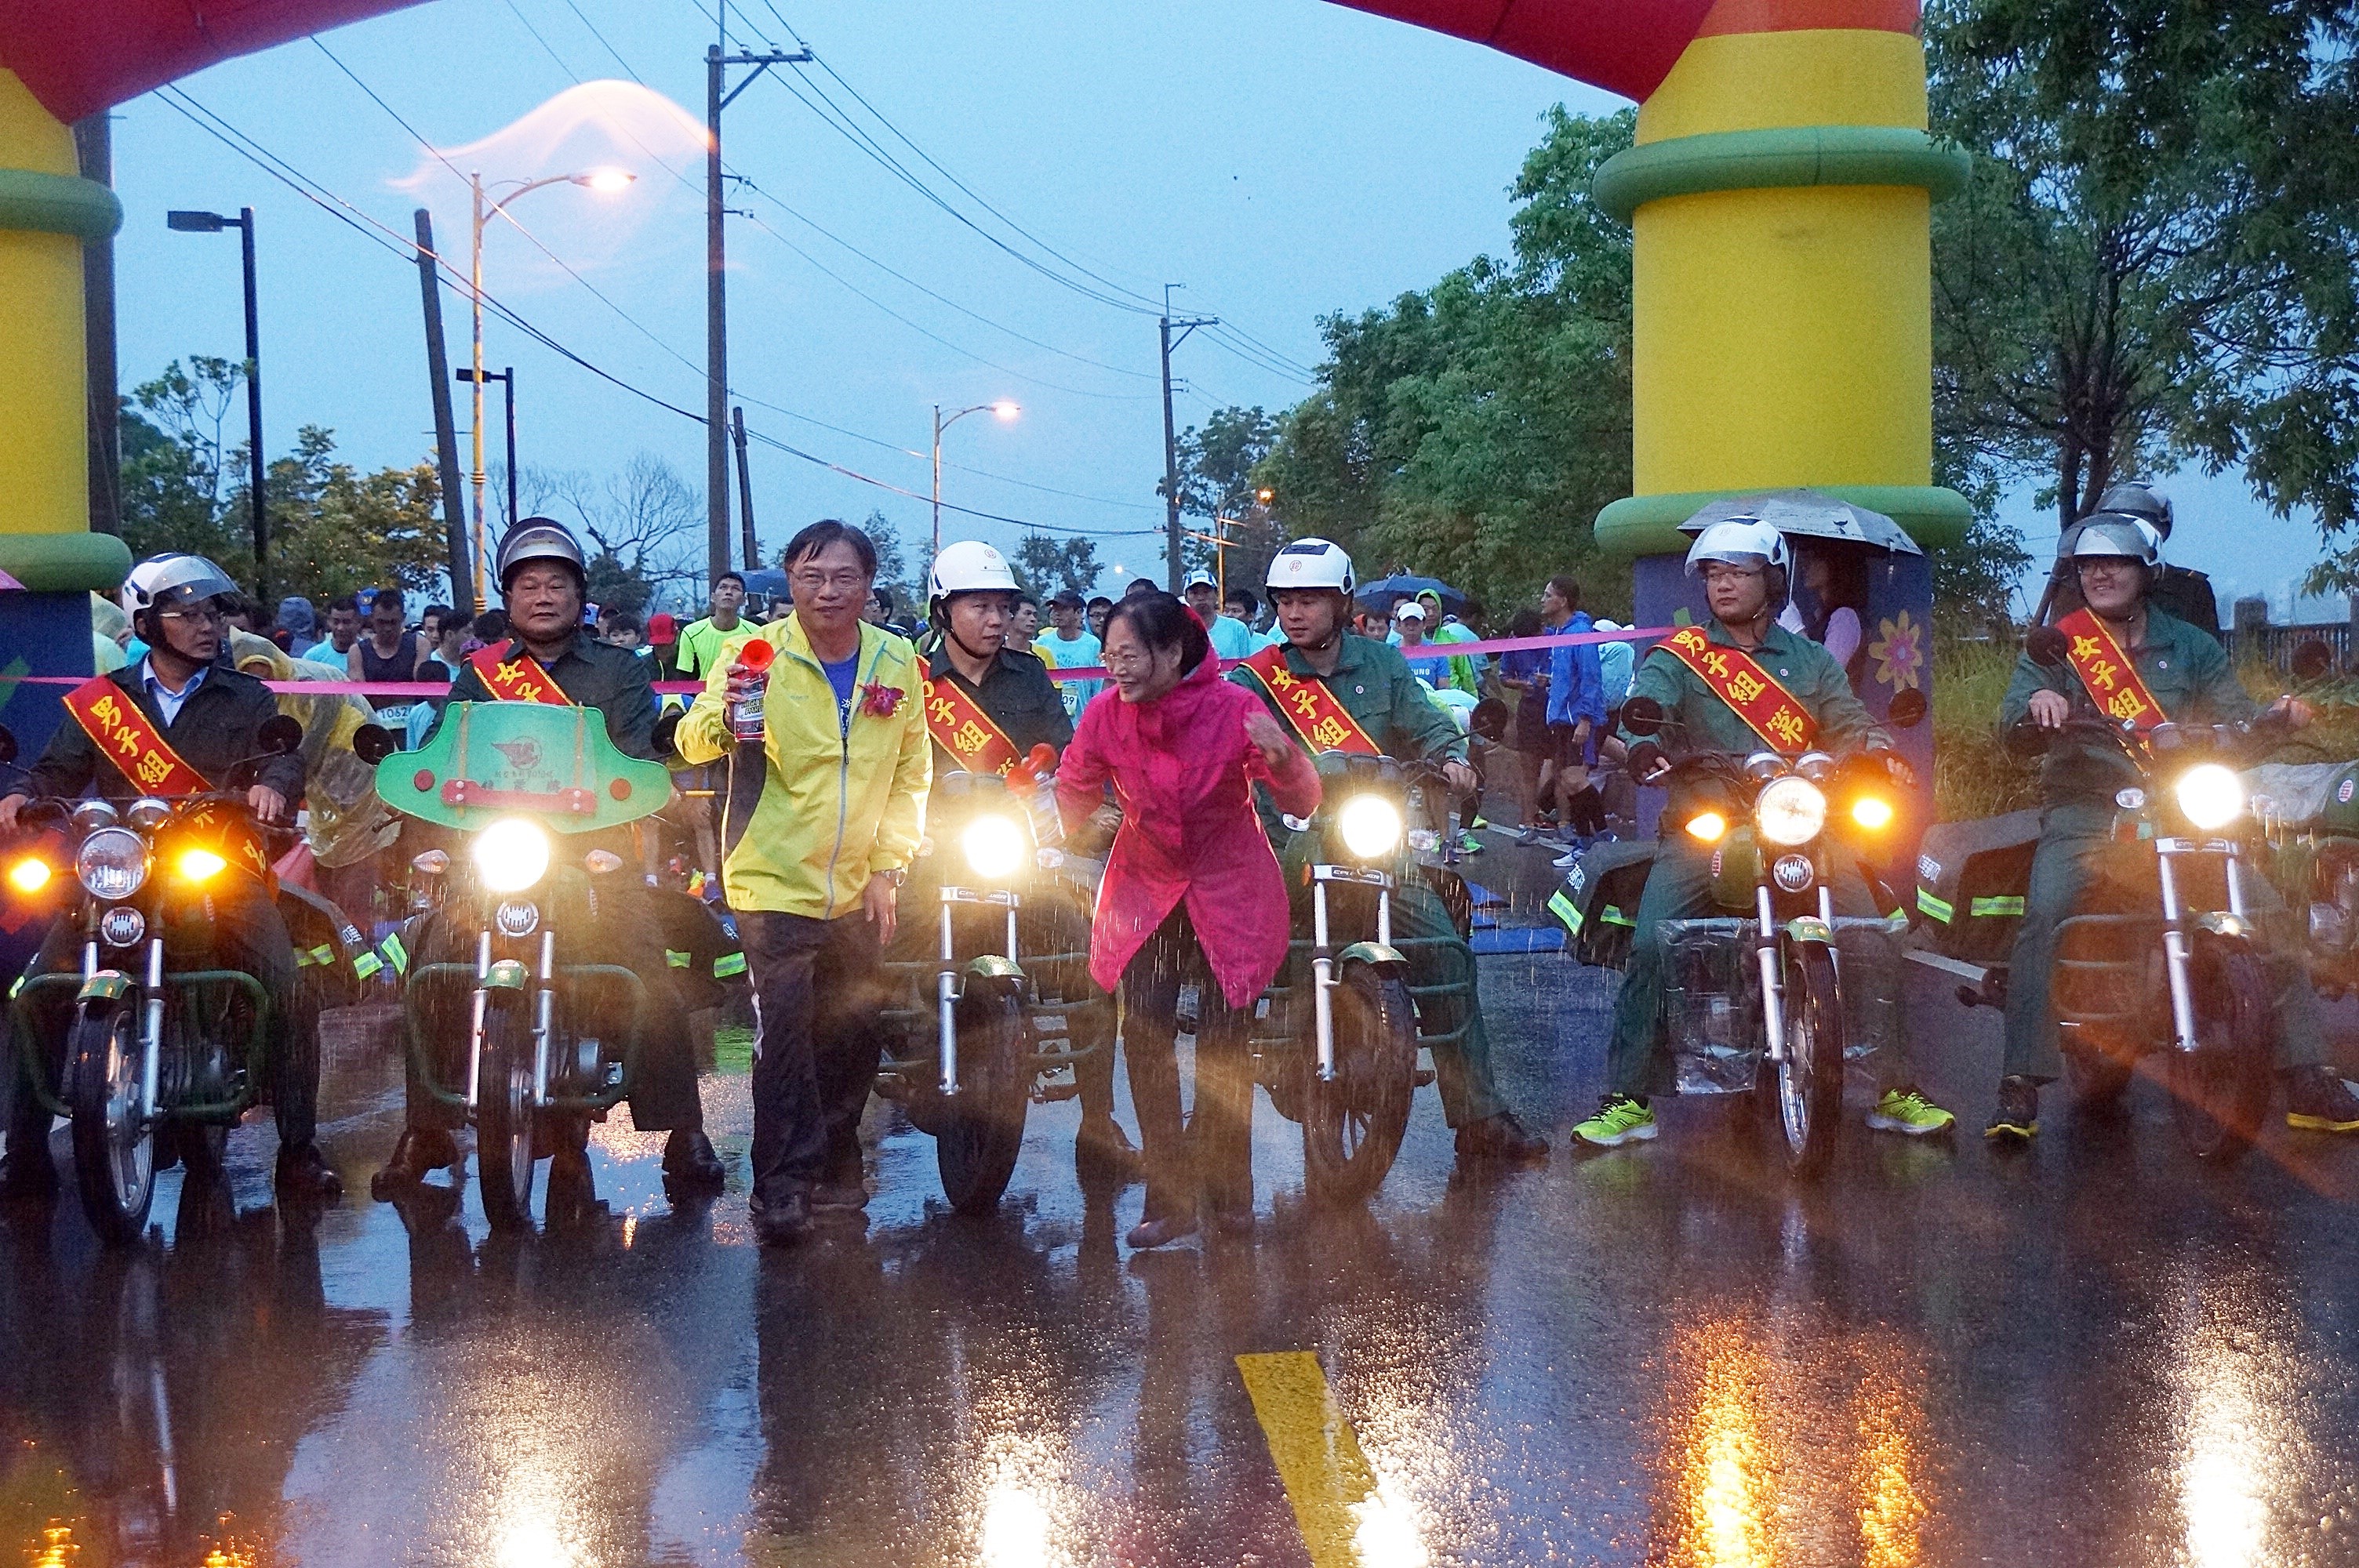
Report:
740,908,886,1201
1120,906,1253,1221
404,876,705,1134
7,878,313,1152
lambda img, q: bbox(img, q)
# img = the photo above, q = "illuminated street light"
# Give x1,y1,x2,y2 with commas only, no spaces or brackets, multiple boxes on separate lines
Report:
932,401,1021,558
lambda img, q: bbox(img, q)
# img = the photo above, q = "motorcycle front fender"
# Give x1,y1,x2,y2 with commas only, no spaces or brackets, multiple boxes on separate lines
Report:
1336,940,1408,974
76,970,132,1004
962,953,1025,985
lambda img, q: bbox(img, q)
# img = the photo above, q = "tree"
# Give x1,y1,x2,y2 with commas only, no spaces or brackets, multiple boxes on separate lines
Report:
859,509,923,612
1927,0,2359,577
538,454,704,617
119,358,246,568
1169,408,1281,583
1012,533,1101,598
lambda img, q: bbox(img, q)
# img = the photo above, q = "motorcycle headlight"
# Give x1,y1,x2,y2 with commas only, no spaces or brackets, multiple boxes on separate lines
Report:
961,814,1027,880
472,818,551,894
76,827,149,899
1755,776,1828,848
1337,795,1403,859
2175,763,2245,832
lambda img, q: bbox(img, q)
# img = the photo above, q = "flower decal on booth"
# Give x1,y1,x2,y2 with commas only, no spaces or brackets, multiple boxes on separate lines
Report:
1870,610,1925,691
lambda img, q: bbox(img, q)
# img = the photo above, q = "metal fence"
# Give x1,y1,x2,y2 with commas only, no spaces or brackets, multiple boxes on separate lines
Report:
2223,621,2352,674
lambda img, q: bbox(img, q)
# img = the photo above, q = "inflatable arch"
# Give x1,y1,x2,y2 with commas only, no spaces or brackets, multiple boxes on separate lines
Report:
0,0,1967,724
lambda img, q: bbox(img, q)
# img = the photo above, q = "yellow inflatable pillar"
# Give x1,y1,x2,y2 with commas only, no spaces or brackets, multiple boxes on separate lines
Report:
0,67,129,591
1592,1,1972,558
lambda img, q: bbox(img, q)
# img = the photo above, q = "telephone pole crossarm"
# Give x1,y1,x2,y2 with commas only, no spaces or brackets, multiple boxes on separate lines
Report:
1159,308,1218,592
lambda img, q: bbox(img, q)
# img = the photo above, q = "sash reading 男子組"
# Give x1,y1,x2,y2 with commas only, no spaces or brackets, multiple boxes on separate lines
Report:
467,642,571,706
917,657,1022,776
1656,625,1819,753
2053,608,2168,737
63,675,208,797
1234,644,1382,757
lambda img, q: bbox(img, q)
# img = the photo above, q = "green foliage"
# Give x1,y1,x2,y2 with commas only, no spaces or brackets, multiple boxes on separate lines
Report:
1169,406,1281,583
1928,0,2359,563
1011,533,1101,598
1256,106,1636,620
1929,634,2041,820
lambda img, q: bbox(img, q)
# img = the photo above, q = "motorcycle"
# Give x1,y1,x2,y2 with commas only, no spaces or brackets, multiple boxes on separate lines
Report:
1938,627,2297,1161
873,753,1107,1214
353,703,675,1229
0,715,343,1243
1564,691,1921,1177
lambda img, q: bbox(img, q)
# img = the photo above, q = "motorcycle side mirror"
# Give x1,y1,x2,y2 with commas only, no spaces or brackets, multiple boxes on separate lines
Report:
1621,695,1666,737
258,715,304,757
351,724,398,766
0,726,15,767
1885,688,1928,730
2025,626,2069,669
651,710,682,757
2291,639,2336,682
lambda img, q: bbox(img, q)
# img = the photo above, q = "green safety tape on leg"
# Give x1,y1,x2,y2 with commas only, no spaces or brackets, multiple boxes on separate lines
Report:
1547,889,1583,935
352,952,383,980
1917,887,1954,924
1970,895,2026,918
311,944,336,967
380,932,409,975
713,952,747,978
1601,905,1637,929
666,949,692,969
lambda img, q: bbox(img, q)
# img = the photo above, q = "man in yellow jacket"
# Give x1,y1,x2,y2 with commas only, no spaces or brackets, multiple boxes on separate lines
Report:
677,519,932,1244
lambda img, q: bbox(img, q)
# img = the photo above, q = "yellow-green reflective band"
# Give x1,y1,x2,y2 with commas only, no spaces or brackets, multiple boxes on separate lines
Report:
666,949,692,969
714,952,747,978
352,952,383,980
293,947,315,967
311,944,336,967
1602,905,1637,929
1547,889,1583,935
380,933,409,975
7,976,20,1000
1917,887,1954,924
1971,895,2026,918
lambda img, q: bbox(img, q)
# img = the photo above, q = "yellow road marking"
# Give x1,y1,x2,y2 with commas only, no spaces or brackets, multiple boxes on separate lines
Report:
1237,1350,1428,1568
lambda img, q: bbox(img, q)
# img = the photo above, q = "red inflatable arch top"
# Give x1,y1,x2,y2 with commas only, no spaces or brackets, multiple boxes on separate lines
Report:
0,0,1762,122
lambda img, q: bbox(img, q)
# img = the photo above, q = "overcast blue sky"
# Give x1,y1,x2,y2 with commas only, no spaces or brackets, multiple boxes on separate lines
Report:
111,0,2340,615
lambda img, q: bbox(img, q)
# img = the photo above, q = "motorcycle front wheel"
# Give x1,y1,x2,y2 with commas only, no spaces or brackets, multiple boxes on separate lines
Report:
1302,966,1417,1206
68,999,155,1245
2167,934,2274,1164
474,997,540,1231
2062,1044,2134,1109
1768,943,1845,1180
932,985,1029,1214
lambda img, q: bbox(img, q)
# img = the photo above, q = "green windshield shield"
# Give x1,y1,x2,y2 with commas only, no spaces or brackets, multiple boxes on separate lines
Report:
374,702,672,834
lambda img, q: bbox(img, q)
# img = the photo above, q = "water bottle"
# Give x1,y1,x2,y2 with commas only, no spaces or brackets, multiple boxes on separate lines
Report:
728,639,776,742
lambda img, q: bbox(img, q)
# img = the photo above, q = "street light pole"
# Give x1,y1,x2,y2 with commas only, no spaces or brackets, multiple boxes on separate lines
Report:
931,401,1020,561
456,366,517,532
167,206,267,597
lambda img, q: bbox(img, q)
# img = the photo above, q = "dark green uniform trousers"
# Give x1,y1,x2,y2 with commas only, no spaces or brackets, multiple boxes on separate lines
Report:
2001,804,2324,1080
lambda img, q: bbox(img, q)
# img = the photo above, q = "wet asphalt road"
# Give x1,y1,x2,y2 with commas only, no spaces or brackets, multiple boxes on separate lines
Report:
8,837,2359,1566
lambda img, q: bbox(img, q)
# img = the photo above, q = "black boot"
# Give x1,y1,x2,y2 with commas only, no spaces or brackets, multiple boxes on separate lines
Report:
1075,1114,1144,1185
275,1142,346,1201
1454,1111,1550,1167
662,1128,727,1192
372,1126,460,1198
0,1125,58,1203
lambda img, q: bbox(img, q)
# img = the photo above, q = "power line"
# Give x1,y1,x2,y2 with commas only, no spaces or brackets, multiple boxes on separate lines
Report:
736,425,1158,536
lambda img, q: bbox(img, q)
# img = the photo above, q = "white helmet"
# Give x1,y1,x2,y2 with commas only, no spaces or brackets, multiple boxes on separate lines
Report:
120,552,238,619
1266,538,1355,595
929,540,1020,603
1685,518,1790,578
2069,514,2163,568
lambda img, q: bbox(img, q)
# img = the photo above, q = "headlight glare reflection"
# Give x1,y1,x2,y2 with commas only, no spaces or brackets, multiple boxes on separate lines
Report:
1337,796,1404,859
962,814,1027,880
473,818,551,893
2175,764,2245,832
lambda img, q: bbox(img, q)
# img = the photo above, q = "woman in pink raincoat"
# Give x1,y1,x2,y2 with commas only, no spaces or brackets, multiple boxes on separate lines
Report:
1056,593,1320,1249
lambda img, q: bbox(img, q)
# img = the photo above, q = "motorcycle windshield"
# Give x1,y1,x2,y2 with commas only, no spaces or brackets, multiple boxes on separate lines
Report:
371,702,674,835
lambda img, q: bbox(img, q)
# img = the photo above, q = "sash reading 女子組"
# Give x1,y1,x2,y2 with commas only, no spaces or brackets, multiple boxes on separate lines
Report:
917,656,1022,776
1233,644,1381,757
2053,608,2168,737
466,643,572,706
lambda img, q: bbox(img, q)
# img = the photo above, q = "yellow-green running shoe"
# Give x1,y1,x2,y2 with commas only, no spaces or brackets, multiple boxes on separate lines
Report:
1868,1087,1956,1136
1571,1094,1656,1149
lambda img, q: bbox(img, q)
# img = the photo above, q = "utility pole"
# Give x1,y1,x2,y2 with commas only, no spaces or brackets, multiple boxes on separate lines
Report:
1158,287,1216,591
707,4,809,584
732,406,759,568
413,209,473,605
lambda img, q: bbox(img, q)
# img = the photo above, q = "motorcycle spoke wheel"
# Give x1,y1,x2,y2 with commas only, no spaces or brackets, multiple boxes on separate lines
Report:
474,1002,539,1232
935,989,1029,1215
68,1000,154,1245
1302,967,1417,1207
1771,945,1845,1180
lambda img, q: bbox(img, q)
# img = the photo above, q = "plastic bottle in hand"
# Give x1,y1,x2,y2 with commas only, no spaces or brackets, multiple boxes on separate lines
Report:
728,639,776,742
1008,743,1063,847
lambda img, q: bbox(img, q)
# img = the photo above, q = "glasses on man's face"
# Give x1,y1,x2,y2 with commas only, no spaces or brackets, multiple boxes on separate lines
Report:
158,604,227,627
791,570,869,594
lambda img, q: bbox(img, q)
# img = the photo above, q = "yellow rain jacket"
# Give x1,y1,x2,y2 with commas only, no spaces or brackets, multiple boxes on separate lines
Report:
677,615,931,920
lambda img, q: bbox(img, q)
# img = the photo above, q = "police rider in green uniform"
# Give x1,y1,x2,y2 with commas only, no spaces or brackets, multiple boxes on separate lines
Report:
914,541,1141,1177
1572,520,1957,1149
1987,515,2359,1139
1241,538,1550,1169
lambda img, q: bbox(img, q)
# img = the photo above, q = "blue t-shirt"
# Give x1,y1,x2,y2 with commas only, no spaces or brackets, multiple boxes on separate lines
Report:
821,652,860,735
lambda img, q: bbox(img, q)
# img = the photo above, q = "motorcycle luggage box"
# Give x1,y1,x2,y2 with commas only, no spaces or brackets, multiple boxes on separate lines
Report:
1551,838,1658,969
1912,809,2041,964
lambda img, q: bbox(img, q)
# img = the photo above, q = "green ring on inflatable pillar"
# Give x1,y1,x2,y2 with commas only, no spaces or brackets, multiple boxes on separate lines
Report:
1591,125,1971,224
0,169,125,240
0,532,134,593
1594,486,1976,561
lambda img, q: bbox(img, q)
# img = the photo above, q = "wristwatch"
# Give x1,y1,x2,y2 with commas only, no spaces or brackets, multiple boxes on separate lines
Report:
873,867,907,890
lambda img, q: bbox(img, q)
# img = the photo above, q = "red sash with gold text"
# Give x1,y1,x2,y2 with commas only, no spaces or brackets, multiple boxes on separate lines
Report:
1657,625,1819,753
1234,644,1383,757
2055,608,2168,737
63,676,208,797
467,643,571,706
917,657,1022,776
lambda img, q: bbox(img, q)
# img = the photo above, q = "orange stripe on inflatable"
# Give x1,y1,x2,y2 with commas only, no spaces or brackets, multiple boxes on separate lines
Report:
1695,0,1919,36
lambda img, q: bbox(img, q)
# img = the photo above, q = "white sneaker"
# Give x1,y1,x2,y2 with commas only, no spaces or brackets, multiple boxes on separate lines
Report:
1551,849,1583,869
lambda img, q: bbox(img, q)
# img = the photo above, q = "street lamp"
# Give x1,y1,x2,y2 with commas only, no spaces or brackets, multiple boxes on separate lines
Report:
469,167,634,606
931,401,1020,558
456,366,516,535
166,207,267,598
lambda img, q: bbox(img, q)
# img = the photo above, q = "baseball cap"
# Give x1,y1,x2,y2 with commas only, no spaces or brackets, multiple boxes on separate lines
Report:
646,612,678,645
1394,600,1427,622
1049,587,1086,609
1184,569,1218,590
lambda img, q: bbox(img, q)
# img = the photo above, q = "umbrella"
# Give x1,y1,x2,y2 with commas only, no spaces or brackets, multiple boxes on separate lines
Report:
1355,574,1473,619
1676,490,1923,557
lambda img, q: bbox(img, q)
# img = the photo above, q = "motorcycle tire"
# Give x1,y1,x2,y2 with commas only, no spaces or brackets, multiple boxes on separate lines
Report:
2167,934,2274,1165
2061,1046,2133,1110
1302,965,1417,1207
67,998,156,1246
474,996,540,1232
1768,943,1845,1180
933,985,1029,1215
